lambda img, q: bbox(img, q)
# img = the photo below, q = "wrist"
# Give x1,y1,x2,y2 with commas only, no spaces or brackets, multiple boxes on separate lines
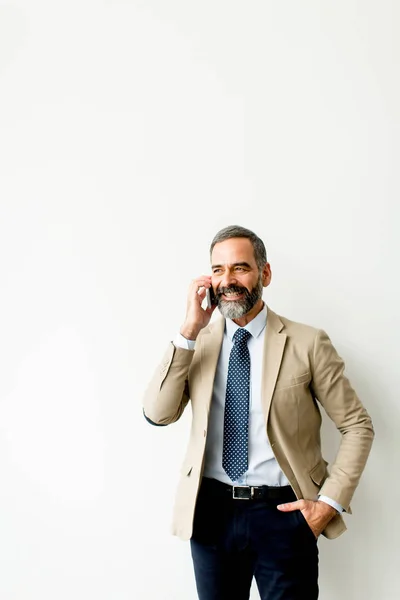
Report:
317,499,337,517
180,324,200,341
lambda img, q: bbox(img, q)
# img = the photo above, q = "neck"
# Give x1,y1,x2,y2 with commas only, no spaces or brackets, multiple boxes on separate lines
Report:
232,300,264,327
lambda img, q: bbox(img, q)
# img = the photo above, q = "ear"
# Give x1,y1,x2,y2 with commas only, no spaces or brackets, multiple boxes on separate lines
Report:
262,263,272,287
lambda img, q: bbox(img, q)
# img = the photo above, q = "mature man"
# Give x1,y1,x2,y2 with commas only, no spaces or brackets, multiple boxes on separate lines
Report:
143,225,374,600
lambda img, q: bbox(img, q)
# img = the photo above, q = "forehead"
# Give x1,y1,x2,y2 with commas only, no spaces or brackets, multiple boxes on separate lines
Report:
211,237,256,265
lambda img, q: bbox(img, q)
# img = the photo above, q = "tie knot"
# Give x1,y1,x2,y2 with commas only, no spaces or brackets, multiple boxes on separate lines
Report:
233,328,252,345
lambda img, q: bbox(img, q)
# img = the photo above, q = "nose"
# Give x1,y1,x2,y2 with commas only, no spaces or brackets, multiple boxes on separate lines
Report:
220,271,238,290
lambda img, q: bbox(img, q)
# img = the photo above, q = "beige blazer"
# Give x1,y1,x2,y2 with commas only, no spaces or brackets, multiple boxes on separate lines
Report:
143,307,374,540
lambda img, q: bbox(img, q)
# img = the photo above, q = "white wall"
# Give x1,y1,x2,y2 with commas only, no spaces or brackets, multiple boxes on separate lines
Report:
0,1,398,598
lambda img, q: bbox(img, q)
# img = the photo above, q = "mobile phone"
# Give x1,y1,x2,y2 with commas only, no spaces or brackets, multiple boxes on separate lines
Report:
206,285,217,309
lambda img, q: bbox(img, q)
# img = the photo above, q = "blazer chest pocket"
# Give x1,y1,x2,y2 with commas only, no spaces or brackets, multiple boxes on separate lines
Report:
274,371,311,392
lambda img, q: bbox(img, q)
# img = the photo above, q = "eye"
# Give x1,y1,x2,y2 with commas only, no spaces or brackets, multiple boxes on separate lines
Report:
234,267,245,271
213,269,222,274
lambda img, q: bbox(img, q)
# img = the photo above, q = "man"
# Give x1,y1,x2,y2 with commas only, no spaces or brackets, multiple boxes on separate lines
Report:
143,225,374,599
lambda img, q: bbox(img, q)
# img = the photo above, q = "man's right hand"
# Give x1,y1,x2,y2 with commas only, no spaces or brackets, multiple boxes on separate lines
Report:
180,276,217,341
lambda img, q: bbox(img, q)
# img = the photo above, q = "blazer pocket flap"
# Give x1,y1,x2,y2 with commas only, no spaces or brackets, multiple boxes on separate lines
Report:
309,461,327,486
275,372,311,391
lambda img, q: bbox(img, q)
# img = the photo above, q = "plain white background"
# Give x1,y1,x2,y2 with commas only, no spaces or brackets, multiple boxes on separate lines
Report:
0,1,399,598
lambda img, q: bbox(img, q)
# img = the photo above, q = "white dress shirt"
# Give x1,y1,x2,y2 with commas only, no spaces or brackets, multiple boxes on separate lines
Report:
174,305,343,513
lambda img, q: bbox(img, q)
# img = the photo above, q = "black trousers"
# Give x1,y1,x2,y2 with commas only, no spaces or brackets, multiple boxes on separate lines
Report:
190,478,319,600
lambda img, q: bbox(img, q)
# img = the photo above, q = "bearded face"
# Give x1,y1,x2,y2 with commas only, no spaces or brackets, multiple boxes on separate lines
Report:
216,274,264,320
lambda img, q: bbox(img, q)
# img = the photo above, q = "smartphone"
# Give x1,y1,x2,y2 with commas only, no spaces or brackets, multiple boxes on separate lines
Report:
206,285,217,309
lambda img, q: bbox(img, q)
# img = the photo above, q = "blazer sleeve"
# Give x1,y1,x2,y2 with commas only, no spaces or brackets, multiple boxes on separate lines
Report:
142,342,194,425
310,329,375,510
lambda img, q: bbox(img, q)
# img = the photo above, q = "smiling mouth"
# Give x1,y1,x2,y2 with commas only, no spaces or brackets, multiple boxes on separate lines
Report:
221,292,244,301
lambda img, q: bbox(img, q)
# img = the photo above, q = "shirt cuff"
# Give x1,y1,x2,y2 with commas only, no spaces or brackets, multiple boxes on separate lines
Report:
318,495,344,513
174,333,196,351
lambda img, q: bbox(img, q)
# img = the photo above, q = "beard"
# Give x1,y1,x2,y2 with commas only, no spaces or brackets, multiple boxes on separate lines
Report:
216,276,263,320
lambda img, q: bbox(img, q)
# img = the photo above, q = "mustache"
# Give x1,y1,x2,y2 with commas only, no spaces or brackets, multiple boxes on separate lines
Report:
217,285,248,296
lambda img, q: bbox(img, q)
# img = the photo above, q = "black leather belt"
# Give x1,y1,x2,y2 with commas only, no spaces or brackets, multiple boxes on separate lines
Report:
201,477,296,502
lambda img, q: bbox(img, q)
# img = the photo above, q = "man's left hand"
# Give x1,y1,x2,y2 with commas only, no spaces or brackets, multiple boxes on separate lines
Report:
277,499,337,539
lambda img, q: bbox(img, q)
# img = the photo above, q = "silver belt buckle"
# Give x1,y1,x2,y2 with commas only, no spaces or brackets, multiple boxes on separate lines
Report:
232,485,254,500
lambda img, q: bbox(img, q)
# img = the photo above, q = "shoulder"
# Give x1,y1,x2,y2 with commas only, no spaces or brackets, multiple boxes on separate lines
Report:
268,307,323,346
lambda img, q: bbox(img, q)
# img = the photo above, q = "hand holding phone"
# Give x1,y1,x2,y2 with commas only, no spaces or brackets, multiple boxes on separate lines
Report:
180,276,217,341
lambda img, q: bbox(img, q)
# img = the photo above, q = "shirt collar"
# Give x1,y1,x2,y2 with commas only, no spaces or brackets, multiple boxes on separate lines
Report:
225,303,268,342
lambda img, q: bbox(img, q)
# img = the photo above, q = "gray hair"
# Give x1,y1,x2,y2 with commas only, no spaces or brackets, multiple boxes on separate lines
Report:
209,225,267,271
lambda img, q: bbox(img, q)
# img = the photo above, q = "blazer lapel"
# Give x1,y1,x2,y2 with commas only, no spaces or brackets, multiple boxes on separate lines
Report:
199,316,225,418
261,307,287,421
198,308,287,422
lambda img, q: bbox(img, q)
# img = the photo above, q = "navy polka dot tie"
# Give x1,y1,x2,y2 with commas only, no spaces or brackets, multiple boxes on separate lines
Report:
223,328,252,482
